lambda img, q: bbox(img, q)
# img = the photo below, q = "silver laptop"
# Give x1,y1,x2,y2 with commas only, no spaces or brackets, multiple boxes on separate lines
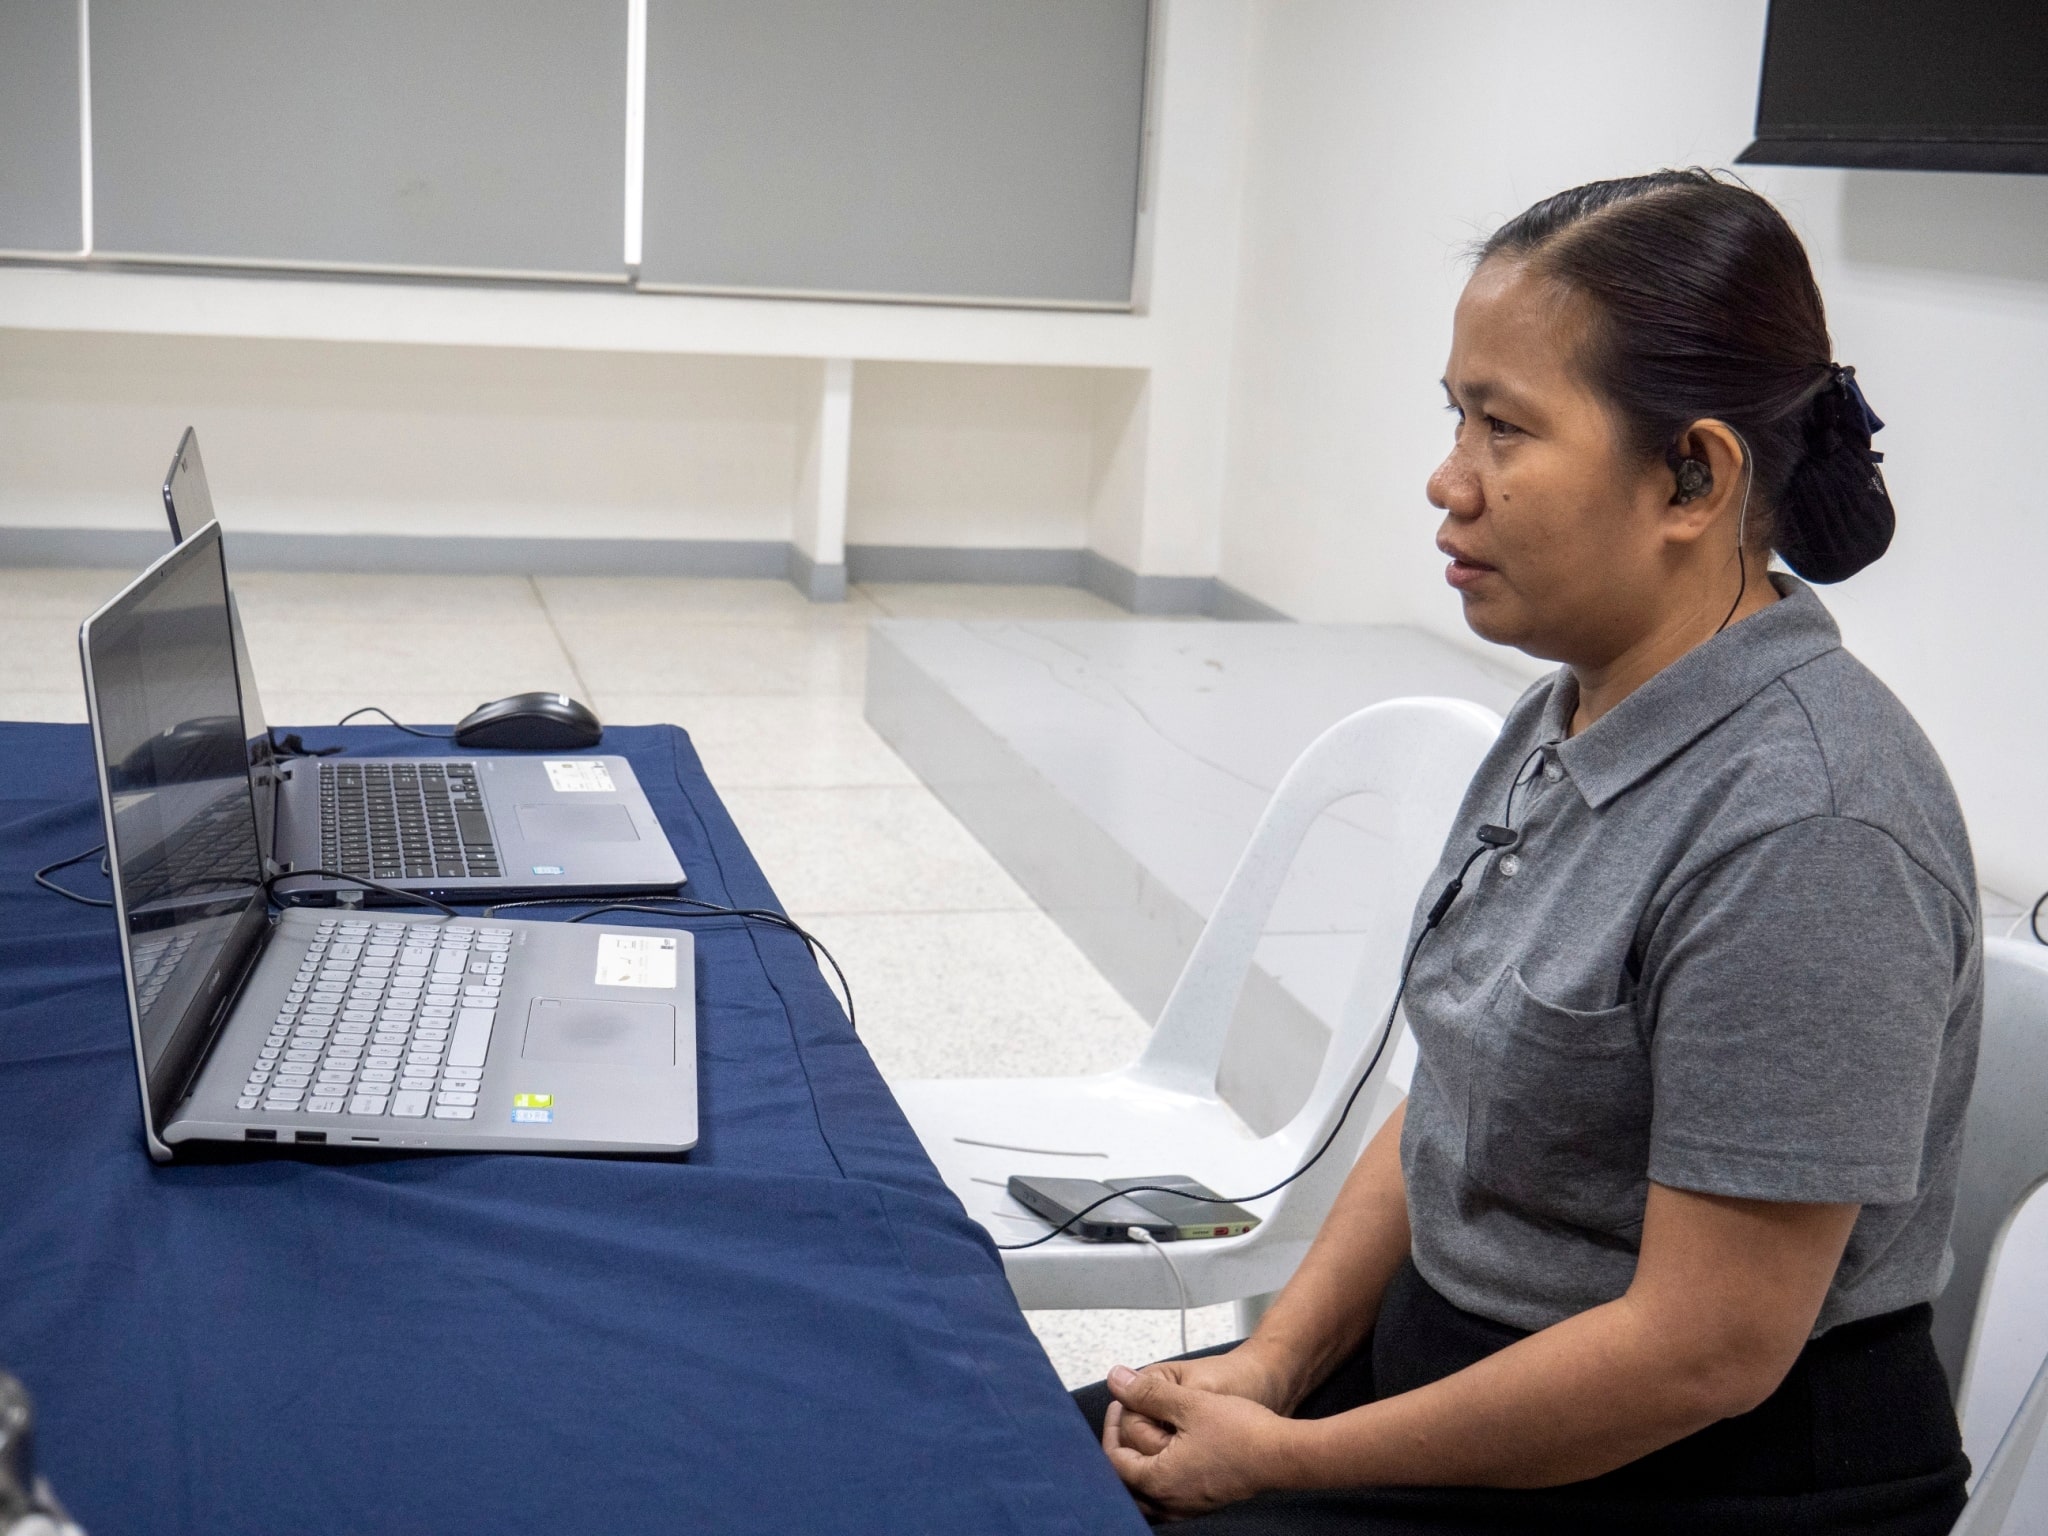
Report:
81,525,699,1160
161,429,684,901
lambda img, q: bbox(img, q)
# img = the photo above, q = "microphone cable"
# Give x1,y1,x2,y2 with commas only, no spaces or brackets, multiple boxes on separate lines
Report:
995,745,1549,1253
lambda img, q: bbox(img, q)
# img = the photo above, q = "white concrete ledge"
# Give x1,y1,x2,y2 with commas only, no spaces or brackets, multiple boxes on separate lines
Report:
0,264,1153,370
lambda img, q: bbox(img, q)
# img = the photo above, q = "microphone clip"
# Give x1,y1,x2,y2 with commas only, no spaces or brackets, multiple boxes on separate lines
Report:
1475,823,1521,851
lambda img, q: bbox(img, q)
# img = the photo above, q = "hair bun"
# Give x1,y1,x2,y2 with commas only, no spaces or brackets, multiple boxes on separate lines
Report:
1774,366,1895,584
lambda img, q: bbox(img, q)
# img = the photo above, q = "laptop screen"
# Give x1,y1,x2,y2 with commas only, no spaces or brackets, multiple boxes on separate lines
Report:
84,523,270,1119
162,427,277,862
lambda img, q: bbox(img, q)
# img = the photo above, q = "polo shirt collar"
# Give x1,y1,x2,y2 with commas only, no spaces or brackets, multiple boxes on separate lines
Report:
1550,576,1842,809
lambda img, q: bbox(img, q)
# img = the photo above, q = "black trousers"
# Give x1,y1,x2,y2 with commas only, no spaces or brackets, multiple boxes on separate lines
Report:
1072,1259,1969,1534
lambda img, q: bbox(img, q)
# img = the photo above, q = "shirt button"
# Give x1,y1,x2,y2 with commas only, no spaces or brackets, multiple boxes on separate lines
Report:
1542,760,1563,783
1498,854,1522,878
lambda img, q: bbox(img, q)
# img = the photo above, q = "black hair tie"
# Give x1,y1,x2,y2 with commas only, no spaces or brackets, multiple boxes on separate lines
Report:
1774,363,1895,584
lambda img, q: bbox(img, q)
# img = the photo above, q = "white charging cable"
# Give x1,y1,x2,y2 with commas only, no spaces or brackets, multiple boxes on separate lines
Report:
1129,1228,1189,1355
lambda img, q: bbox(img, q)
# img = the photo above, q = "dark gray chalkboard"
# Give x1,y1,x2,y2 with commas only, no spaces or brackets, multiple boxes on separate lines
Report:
0,0,84,254
90,0,628,277
640,0,1149,305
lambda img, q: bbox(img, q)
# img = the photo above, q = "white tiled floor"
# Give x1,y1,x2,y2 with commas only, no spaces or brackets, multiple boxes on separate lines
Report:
0,566,1231,1385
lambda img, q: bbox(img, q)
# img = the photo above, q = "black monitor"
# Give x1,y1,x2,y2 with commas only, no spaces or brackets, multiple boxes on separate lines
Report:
82,523,269,1120
1738,0,2048,174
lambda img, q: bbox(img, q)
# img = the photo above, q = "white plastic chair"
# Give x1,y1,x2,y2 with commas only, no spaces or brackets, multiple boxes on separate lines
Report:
892,696,1502,1312
1943,937,2048,1533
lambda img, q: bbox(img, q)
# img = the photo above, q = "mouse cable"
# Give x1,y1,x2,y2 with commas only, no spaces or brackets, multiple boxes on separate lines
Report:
34,843,114,908
1129,1227,1190,1354
991,814,1521,1252
479,894,856,1034
265,868,459,919
267,728,342,759
336,706,455,740
2032,889,2047,947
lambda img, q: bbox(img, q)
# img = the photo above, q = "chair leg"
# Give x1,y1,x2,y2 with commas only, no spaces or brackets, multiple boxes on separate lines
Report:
1233,1291,1278,1340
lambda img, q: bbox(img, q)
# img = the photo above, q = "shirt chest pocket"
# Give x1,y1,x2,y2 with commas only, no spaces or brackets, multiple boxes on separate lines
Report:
1463,966,1652,1238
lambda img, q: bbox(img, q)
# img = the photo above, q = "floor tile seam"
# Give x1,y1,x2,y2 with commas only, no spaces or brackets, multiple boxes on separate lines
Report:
528,573,599,702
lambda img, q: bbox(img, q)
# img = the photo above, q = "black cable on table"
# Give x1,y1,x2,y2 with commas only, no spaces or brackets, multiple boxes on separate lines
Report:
2031,890,2047,947
266,868,459,919
482,894,856,1033
336,706,455,740
33,843,113,908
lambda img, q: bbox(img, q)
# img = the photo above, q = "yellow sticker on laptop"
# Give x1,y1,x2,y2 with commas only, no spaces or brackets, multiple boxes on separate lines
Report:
595,933,678,989
513,1093,553,1108
544,760,615,794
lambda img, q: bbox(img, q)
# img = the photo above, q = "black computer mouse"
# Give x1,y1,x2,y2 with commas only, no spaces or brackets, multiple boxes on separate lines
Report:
453,692,603,751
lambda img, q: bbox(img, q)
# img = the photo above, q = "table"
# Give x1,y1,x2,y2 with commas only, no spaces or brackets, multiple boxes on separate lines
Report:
0,722,1146,1536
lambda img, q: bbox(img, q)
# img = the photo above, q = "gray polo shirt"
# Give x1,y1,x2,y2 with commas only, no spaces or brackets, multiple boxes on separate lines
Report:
1399,577,1982,1337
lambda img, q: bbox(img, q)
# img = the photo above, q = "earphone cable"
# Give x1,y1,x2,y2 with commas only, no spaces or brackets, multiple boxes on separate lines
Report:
1712,430,1757,638
997,772,1537,1252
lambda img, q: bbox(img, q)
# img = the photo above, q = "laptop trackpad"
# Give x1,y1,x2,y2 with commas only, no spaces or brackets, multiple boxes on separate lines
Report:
516,803,642,843
522,999,676,1066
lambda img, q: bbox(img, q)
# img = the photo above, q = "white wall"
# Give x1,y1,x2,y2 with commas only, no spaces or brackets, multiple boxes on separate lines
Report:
1215,0,2048,908
1103,0,1259,577
846,362,1100,550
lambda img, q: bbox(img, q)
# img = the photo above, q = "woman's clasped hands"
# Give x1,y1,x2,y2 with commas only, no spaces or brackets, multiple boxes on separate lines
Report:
1099,1346,1305,1521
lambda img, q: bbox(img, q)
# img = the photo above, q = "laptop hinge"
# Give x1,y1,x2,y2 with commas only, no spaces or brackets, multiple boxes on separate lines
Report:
167,904,276,1115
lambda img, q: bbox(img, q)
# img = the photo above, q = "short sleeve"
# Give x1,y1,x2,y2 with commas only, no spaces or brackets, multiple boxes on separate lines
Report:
1643,815,1968,1205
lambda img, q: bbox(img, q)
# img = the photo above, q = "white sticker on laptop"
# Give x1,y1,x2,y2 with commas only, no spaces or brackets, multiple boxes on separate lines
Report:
595,933,678,989
545,760,615,794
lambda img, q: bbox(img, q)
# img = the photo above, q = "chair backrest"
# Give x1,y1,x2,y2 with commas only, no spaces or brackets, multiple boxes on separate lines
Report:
1136,697,1502,1236
1938,937,2048,1399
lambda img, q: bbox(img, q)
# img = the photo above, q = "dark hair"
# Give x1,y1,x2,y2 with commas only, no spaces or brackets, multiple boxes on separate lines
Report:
1478,168,1893,583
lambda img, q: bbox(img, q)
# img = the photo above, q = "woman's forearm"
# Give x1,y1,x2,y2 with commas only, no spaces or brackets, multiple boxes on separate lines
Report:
1236,1101,1413,1408
1263,1186,1860,1490
1271,1289,1720,1489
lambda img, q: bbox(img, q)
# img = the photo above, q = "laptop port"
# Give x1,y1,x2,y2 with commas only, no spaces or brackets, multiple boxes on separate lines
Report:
244,1128,277,1141
293,1130,327,1144
349,1135,379,1143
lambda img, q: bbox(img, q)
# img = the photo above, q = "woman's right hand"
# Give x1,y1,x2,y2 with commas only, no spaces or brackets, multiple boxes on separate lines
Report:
1143,1341,1300,1413
1106,1340,1305,1470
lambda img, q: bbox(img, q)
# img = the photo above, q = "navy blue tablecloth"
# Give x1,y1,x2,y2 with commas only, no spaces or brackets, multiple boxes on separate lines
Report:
0,721,1144,1536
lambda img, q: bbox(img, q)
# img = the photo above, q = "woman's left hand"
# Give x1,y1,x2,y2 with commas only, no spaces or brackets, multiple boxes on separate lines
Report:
1101,1363,1295,1520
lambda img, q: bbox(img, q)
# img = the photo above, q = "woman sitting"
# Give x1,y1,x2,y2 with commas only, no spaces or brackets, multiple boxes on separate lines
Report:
1077,169,1979,1536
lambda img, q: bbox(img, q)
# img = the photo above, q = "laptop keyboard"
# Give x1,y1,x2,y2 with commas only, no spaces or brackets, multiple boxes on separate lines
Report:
319,762,502,883
237,917,510,1121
